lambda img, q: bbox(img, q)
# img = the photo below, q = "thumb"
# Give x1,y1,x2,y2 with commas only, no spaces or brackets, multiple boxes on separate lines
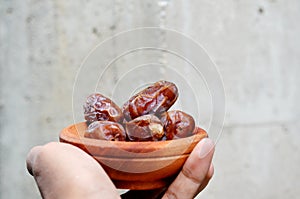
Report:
162,138,215,199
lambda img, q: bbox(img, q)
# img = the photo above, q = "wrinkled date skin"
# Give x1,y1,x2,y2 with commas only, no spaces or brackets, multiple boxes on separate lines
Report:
84,93,124,123
125,114,164,141
122,81,178,121
85,121,126,141
160,110,195,140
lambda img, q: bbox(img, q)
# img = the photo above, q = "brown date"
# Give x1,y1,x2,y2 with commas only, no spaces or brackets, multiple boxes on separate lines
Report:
160,110,195,140
84,121,126,141
84,93,124,123
125,114,164,141
122,80,178,121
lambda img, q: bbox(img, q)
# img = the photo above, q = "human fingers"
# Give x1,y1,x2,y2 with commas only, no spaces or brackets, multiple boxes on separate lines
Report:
196,163,214,193
26,142,120,199
162,138,215,199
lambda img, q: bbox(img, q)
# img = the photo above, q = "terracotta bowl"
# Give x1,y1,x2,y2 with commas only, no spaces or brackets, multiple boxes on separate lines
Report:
59,122,207,190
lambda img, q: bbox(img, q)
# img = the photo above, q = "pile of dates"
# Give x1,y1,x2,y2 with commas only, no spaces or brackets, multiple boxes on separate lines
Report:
83,80,197,141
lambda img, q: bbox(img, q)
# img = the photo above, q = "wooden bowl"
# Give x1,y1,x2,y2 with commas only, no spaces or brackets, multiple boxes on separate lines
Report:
59,122,207,190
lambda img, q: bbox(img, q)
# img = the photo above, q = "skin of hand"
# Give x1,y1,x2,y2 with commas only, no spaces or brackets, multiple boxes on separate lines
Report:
26,138,214,199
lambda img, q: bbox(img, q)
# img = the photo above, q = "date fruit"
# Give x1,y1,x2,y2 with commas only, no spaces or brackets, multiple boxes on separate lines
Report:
85,121,126,141
84,93,124,123
122,80,178,121
82,81,200,142
160,110,195,140
125,114,164,141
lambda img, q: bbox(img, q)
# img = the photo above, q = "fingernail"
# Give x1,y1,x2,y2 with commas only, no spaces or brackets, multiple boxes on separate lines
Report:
199,138,214,159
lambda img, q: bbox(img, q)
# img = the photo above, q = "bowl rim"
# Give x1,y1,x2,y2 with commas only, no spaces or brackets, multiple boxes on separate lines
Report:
60,122,208,157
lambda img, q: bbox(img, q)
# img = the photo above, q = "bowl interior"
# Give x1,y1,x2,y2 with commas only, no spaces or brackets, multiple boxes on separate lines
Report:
59,122,207,158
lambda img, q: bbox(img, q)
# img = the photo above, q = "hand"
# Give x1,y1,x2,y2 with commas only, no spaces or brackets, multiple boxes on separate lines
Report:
26,138,214,199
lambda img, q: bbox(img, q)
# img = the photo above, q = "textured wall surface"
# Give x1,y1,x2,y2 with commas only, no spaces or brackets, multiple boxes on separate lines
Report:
1,0,299,198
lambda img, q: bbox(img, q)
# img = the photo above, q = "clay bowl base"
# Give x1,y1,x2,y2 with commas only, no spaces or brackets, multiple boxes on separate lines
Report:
59,122,207,190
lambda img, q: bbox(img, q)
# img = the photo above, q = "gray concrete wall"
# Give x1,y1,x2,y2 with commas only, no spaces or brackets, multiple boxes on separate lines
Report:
1,0,299,198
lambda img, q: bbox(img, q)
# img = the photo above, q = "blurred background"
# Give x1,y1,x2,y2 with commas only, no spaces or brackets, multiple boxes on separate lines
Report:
0,0,299,198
